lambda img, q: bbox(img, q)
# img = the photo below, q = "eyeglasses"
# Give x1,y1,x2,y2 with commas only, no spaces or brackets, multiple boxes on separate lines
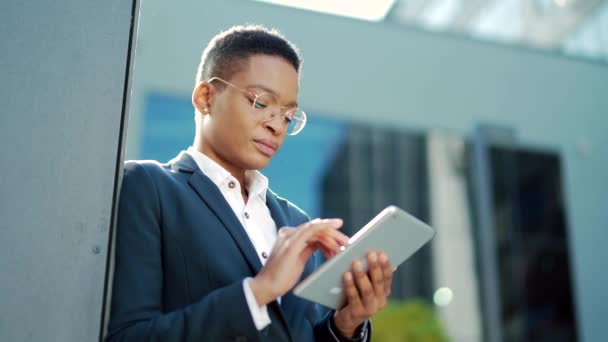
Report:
207,77,307,136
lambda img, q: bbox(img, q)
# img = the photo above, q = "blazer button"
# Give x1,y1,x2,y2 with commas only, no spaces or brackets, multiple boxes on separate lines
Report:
261,251,268,259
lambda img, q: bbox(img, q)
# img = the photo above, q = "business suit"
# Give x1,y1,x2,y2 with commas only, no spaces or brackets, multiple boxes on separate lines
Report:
106,151,361,341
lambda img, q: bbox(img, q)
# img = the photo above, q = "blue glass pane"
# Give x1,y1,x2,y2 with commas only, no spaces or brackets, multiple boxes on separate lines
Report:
140,92,195,162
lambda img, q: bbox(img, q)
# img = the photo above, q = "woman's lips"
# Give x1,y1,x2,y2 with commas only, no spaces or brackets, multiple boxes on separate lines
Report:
253,139,278,157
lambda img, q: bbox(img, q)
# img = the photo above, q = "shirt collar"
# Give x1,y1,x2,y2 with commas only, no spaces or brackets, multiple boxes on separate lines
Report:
186,147,268,202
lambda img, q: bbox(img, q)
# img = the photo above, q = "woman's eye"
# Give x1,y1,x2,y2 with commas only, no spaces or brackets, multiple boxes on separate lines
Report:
254,101,267,109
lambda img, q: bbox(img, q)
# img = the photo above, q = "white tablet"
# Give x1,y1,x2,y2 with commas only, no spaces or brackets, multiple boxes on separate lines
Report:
293,206,435,309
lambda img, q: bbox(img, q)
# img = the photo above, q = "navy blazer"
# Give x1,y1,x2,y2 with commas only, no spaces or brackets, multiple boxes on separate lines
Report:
106,151,358,341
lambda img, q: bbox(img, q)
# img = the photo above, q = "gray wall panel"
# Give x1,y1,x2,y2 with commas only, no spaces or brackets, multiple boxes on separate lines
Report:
0,1,134,340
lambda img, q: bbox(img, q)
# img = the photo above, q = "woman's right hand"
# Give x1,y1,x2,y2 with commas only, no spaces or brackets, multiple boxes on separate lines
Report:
249,218,348,306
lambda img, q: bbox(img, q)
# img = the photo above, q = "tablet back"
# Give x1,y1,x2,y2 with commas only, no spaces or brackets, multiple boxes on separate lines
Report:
293,206,435,309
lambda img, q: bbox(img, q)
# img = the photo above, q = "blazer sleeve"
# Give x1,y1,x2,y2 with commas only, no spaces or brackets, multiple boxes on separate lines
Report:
105,162,260,342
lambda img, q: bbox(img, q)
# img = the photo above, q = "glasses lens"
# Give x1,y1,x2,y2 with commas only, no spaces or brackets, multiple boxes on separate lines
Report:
253,93,277,111
253,93,307,135
285,109,306,135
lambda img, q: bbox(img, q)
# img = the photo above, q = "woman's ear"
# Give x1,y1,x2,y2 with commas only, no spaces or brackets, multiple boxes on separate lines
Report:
192,82,213,115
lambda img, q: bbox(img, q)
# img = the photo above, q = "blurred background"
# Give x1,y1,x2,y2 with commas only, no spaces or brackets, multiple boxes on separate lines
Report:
1,0,606,341
122,0,607,341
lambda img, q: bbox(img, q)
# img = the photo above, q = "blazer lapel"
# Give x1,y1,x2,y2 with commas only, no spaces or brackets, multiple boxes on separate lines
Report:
170,151,263,275
265,191,289,230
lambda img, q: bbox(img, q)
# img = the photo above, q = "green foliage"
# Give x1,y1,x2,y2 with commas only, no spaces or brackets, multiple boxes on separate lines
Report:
371,299,448,342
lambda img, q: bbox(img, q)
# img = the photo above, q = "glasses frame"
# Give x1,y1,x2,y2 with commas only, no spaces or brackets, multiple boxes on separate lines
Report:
206,76,307,136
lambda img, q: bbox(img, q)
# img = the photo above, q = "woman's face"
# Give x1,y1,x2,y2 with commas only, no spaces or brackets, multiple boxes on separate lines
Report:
196,54,300,176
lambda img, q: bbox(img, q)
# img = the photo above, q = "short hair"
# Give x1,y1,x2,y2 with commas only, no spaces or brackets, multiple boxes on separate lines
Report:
195,24,302,86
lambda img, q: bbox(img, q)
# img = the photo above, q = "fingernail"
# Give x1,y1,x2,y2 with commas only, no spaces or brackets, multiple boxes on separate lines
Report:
379,253,388,262
354,261,364,272
369,252,377,263
344,272,352,281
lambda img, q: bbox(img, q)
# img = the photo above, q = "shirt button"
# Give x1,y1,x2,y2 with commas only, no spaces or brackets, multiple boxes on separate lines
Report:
244,212,250,219
228,181,236,189
261,251,268,259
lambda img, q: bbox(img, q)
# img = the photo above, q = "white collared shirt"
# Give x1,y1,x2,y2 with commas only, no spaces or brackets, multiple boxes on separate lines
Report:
186,147,274,330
